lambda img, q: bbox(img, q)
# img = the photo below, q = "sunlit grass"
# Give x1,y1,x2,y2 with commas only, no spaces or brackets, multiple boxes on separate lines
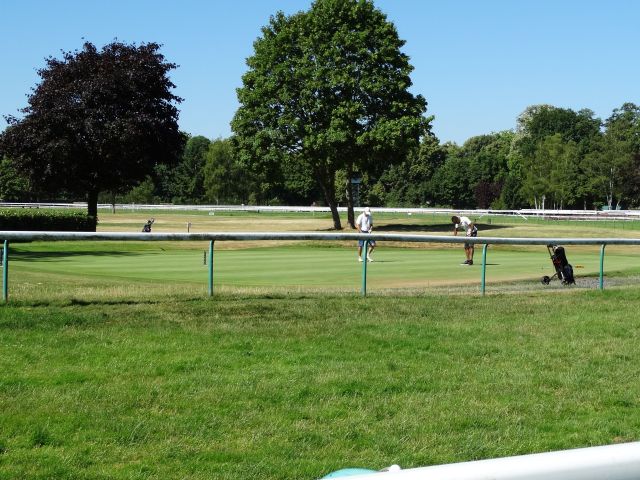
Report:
6,241,640,301
2,288,640,479
2,213,640,479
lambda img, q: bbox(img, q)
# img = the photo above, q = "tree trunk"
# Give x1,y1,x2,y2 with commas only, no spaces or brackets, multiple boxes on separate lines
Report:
608,167,614,210
327,198,342,230
346,168,355,229
87,189,99,230
318,174,342,230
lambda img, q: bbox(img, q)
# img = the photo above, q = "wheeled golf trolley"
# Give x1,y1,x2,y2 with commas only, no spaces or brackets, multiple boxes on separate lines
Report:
541,244,575,285
142,218,155,233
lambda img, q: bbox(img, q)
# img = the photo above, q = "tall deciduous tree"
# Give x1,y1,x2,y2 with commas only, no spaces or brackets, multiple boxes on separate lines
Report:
372,134,445,207
203,138,254,205
512,105,602,208
1,41,184,222
232,0,429,229
171,135,211,203
602,103,640,208
0,156,31,201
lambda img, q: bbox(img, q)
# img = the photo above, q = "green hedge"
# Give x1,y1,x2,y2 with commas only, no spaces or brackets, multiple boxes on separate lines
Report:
0,209,97,231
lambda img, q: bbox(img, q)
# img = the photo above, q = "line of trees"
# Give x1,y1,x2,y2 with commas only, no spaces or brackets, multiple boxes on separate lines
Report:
3,101,639,218
20,100,632,213
1,0,639,230
375,103,640,211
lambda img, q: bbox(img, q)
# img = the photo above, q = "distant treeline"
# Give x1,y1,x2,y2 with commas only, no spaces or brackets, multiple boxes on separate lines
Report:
1,103,638,210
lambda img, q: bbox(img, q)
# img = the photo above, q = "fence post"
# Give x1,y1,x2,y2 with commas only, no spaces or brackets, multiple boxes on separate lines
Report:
2,240,8,303
361,240,368,297
208,240,214,297
481,244,488,295
599,244,606,291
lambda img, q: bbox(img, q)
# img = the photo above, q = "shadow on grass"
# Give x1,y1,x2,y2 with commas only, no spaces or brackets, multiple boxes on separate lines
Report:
68,298,162,307
9,250,144,262
316,223,510,233
375,223,509,233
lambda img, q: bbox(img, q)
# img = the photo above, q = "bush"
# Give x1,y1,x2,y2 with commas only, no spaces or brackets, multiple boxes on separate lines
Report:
0,209,97,231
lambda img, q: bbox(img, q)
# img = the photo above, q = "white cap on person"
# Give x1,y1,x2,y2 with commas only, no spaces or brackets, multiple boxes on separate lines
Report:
364,207,371,215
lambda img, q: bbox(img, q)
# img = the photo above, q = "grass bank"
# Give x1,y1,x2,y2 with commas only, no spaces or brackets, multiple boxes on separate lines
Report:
1,288,640,479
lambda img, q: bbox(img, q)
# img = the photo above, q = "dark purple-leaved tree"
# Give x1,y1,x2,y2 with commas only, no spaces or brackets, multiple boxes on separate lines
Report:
1,41,184,223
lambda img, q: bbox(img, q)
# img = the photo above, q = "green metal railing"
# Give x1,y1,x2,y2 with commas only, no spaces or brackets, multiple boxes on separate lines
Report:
2,231,640,303
208,240,214,296
2,240,7,302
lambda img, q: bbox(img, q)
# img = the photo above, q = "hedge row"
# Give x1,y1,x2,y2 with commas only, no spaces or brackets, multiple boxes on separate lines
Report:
0,209,97,231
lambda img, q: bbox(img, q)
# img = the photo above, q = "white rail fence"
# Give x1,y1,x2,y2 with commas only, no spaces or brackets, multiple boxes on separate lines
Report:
2,202,640,220
328,441,640,480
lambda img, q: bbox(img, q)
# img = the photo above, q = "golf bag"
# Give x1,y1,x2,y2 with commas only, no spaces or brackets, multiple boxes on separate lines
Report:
541,245,575,285
142,218,155,233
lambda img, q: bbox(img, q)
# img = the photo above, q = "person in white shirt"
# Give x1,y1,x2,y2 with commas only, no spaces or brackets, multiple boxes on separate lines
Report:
452,215,477,265
356,207,376,262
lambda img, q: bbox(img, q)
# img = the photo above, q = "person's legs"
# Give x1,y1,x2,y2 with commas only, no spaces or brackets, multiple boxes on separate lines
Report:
463,243,474,264
367,243,375,261
358,240,364,261
468,227,478,263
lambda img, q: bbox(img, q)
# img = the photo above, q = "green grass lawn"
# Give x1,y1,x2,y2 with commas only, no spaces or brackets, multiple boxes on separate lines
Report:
2,214,640,479
1,288,640,479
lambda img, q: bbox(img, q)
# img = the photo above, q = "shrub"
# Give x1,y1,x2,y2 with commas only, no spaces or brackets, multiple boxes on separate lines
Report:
0,209,97,231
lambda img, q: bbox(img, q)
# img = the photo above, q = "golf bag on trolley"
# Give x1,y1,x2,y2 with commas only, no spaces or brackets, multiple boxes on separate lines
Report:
541,244,575,285
142,218,155,233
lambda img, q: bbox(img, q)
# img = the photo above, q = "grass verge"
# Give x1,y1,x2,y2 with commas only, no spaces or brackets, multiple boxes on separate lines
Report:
1,287,640,479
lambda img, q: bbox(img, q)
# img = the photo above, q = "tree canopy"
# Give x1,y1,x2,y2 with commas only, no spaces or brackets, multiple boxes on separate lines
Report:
231,0,430,229
170,135,211,203
1,41,184,220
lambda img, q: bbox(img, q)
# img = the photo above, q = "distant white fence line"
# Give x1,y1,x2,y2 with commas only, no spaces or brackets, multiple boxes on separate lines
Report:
1,202,639,220
2,231,640,245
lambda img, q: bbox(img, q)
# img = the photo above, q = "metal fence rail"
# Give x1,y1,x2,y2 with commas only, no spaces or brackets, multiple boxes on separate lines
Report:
3,231,640,302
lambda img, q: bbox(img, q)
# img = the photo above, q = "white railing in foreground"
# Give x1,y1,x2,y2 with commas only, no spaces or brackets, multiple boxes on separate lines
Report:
336,441,640,480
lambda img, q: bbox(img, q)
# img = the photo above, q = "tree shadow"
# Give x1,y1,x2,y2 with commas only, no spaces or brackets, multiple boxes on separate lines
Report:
10,250,143,262
375,223,509,233
68,298,162,307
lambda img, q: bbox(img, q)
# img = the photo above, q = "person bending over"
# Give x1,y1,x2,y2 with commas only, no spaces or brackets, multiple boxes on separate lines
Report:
356,207,376,262
451,215,477,265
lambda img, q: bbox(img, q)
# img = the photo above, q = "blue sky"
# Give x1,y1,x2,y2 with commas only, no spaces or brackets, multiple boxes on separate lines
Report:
1,0,638,144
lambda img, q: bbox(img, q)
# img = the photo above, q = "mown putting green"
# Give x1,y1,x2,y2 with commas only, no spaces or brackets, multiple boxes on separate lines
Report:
6,242,640,295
